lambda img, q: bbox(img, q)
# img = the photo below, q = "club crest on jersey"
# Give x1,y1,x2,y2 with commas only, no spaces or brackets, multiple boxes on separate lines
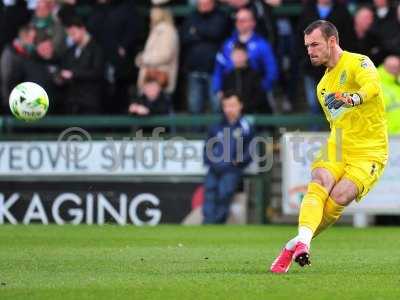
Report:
339,71,347,85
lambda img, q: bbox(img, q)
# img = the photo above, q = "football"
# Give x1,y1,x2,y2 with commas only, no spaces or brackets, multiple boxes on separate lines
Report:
9,82,49,121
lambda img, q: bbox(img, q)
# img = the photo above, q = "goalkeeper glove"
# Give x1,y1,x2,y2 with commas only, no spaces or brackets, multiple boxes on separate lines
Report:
324,92,363,109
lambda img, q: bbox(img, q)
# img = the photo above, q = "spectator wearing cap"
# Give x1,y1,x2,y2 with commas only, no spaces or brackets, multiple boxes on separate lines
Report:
212,7,278,113
181,0,230,113
136,0,179,98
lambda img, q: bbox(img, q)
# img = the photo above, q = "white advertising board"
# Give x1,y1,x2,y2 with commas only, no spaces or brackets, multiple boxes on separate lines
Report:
282,132,400,215
0,140,258,176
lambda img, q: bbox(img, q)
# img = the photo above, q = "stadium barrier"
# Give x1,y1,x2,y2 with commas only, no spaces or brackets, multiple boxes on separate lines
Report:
0,114,327,133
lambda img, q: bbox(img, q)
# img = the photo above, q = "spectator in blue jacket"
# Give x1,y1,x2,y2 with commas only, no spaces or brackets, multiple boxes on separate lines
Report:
181,0,230,113
212,8,278,112
203,90,255,224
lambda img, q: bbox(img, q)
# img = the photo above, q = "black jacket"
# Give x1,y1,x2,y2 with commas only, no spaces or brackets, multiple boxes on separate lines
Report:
222,66,267,114
87,0,141,80
20,55,60,111
372,13,400,57
0,0,31,53
132,94,169,115
0,42,30,108
248,0,277,46
181,7,230,73
61,38,105,113
353,29,385,66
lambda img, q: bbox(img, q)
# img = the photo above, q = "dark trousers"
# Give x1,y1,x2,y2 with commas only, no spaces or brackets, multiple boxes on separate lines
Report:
187,72,220,113
202,170,242,224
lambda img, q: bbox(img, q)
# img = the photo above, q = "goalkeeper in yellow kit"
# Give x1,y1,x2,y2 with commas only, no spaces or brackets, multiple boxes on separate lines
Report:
270,20,388,273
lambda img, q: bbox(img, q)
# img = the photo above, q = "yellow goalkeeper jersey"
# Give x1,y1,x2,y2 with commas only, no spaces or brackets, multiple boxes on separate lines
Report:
316,51,388,163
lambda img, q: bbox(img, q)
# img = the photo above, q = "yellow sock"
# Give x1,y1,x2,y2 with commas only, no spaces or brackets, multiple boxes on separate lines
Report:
298,182,329,234
313,196,345,238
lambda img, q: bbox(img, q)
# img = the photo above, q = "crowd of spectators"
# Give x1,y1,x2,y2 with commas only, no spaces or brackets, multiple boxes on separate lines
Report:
0,0,400,123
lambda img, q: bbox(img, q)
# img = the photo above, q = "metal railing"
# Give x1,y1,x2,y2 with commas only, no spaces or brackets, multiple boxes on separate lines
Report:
0,113,327,132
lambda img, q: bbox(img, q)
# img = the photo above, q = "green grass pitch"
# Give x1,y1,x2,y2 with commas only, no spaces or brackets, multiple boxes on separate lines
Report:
0,225,399,300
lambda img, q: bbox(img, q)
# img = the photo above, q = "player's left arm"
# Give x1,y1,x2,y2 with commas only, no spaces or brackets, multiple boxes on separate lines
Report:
325,57,380,109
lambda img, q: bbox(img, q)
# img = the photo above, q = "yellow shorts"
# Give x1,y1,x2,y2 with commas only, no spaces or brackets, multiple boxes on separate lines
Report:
311,143,385,201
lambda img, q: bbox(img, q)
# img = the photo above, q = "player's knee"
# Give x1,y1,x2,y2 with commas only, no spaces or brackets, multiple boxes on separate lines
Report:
311,178,324,187
329,189,349,206
311,170,335,192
